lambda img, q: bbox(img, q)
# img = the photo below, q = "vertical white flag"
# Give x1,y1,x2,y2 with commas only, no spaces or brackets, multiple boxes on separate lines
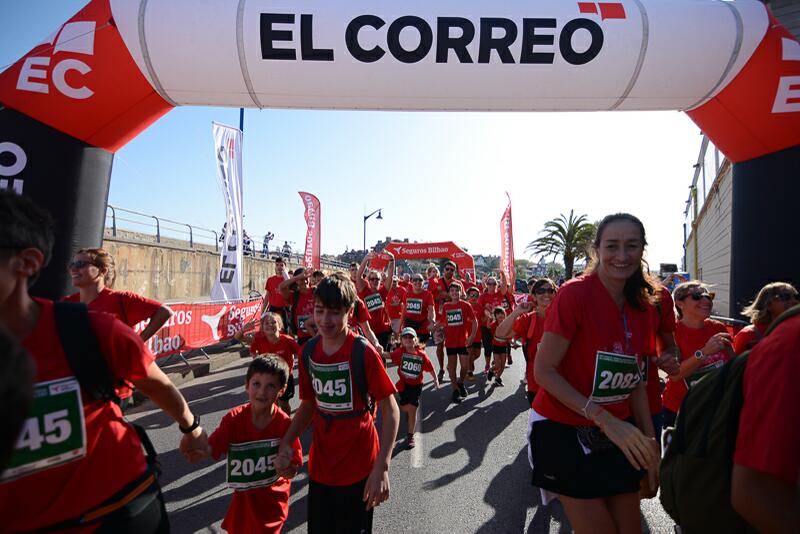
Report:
211,122,243,302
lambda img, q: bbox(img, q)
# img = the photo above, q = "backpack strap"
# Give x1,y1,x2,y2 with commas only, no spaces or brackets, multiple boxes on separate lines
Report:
53,302,121,405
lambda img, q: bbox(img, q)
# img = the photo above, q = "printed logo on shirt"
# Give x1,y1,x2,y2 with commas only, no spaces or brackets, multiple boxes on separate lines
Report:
364,293,384,312
406,298,423,314
446,308,464,327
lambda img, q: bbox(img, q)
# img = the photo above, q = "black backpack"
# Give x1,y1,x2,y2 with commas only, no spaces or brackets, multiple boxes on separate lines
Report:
659,304,800,533
300,335,373,422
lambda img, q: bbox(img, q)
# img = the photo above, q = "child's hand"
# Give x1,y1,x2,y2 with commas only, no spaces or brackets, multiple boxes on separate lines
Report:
274,447,294,475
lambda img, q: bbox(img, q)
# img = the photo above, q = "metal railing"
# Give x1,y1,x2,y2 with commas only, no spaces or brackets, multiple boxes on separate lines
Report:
106,205,219,250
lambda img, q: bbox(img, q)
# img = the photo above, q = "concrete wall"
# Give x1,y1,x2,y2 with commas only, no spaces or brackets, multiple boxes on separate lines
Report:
685,160,733,316
101,230,338,303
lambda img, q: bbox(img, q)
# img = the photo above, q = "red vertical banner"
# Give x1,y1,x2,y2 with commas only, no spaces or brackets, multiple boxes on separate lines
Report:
500,193,516,291
299,191,321,270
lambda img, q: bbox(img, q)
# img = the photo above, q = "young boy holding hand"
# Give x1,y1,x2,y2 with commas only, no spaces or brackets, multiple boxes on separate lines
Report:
275,273,400,533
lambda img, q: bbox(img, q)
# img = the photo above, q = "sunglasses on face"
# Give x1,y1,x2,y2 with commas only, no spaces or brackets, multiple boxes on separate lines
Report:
689,291,715,301
68,260,92,269
444,267,455,272
412,279,423,283
468,293,479,298
368,277,379,282
534,287,555,295
774,292,799,302
486,282,496,286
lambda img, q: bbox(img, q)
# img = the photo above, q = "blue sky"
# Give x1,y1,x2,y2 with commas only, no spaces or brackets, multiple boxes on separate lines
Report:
1,1,703,265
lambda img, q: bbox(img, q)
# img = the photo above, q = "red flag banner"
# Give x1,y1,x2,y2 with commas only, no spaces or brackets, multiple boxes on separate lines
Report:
132,299,263,360
299,191,321,270
500,193,516,290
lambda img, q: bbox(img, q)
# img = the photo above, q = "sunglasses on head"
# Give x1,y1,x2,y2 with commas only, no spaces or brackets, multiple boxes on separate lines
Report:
68,260,92,269
773,292,799,302
534,287,555,295
689,291,715,301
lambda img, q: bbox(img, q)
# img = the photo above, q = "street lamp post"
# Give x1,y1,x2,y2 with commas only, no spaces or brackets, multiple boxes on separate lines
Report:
363,208,383,253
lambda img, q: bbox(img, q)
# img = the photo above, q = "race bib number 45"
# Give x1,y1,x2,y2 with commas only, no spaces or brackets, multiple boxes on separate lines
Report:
364,293,384,312
446,309,463,327
309,361,353,412
227,439,280,490
590,352,641,405
2,377,86,482
406,298,423,314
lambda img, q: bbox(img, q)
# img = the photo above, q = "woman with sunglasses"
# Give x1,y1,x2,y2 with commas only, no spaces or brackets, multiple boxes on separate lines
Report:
278,268,316,346
660,281,733,430
496,278,556,405
356,251,396,351
476,273,511,378
531,213,660,533
734,282,799,354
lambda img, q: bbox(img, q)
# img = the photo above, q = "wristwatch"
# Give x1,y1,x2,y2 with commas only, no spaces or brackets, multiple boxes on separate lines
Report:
693,350,705,361
179,414,200,434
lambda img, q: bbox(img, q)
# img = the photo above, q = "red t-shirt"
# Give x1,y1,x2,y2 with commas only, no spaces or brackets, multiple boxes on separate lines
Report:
386,286,407,320
63,288,162,329
250,333,300,371
732,323,767,355
513,311,547,393
442,300,477,347
462,280,478,293
265,275,289,308
298,332,397,485
402,290,434,324
476,291,508,327
347,297,371,333
292,290,316,339
1,299,153,532
209,404,302,534
389,347,434,390
734,314,800,485
642,287,677,414
532,274,653,426
661,319,730,412
358,286,391,334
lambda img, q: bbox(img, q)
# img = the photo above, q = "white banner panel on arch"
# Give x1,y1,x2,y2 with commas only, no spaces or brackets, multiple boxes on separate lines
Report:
109,0,768,112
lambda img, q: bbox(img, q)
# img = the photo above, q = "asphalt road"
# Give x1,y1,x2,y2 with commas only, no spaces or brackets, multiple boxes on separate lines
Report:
127,346,677,533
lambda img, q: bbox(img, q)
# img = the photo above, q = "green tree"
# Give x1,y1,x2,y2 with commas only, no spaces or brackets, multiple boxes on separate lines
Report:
526,210,596,279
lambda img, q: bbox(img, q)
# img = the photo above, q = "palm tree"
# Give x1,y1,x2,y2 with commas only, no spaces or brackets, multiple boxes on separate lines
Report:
526,210,596,279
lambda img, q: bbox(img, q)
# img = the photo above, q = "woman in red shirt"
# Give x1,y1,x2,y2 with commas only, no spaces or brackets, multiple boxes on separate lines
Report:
476,274,510,377
278,268,316,345
661,281,733,429
734,281,799,354
531,213,660,533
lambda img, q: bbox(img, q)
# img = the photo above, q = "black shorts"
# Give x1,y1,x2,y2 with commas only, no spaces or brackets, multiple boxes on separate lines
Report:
470,341,482,349
279,374,295,401
446,346,468,357
529,418,644,499
309,478,374,533
481,326,493,355
398,383,423,407
492,344,510,355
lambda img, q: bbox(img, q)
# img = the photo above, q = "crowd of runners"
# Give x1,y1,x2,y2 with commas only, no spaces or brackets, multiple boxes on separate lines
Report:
1,189,798,533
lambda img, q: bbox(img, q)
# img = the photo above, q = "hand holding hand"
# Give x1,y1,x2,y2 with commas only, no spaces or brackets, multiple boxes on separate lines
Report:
362,466,390,510
180,426,209,463
656,346,681,376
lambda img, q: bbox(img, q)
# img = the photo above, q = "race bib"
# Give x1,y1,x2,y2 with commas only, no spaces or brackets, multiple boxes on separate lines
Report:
227,439,280,490
446,309,464,327
400,353,424,380
297,315,310,332
2,377,86,482
589,351,641,404
406,298,423,314
309,360,354,412
364,293,384,312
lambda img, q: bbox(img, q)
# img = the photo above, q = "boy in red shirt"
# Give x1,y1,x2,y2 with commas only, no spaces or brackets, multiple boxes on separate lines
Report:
263,257,290,331
384,327,439,448
275,273,399,533
201,356,303,533
441,281,478,403
489,307,510,386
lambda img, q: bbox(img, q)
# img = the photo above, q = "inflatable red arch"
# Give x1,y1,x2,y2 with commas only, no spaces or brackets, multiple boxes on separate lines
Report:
370,242,476,281
0,0,798,315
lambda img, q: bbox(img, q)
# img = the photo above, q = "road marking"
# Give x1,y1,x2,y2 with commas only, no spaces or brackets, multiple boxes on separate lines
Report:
411,398,424,468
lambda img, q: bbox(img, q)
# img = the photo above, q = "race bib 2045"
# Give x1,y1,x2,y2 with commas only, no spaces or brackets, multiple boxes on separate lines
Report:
227,439,280,490
406,298,423,314
589,351,641,405
400,353,424,380
364,293,384,312
309,360,354,412
446,309,463,327
2,377,86,482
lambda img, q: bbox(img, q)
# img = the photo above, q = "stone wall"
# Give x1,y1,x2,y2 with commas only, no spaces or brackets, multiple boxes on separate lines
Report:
101,230,339,303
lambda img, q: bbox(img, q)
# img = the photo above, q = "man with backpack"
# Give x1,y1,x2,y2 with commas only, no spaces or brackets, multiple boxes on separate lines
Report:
0,190,208,531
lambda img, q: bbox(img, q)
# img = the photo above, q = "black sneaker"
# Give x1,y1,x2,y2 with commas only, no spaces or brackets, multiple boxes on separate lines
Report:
495,377,504,387
452,389,462,403
458,381,467,398
438,369,445,383
507,354,513,365
487,369,494,381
